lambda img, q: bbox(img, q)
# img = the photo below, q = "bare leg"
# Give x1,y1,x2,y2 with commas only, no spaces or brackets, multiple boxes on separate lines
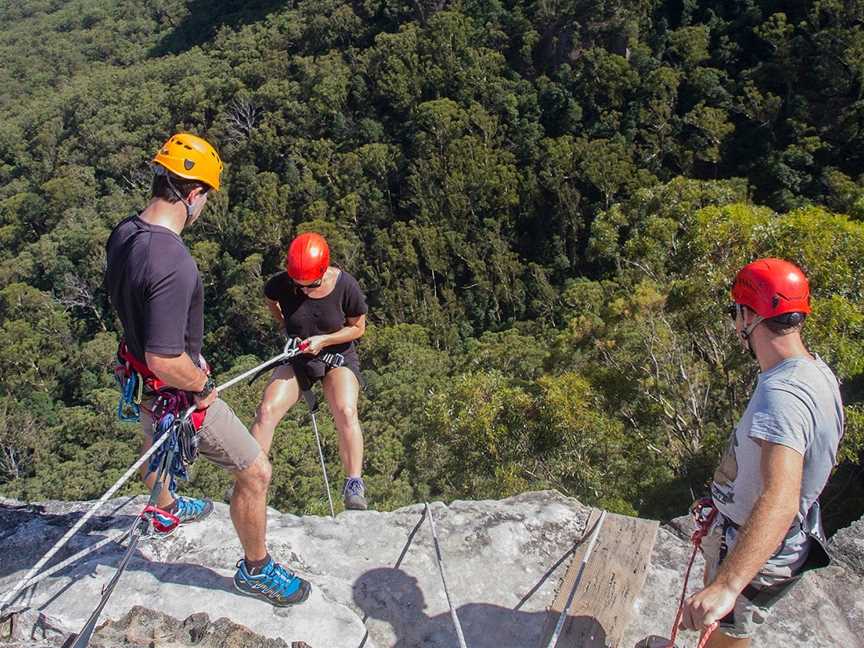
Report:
250,364,302,455
230,450,272,562
322,367,363,477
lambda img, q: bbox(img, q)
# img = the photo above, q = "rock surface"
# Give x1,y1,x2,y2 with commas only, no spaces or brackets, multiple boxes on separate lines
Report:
1,492,862,647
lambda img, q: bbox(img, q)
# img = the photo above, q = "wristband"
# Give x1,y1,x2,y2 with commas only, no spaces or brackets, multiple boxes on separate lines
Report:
193,375,215,399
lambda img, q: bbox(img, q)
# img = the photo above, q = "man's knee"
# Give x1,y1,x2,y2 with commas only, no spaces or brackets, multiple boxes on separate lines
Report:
235,452,272,490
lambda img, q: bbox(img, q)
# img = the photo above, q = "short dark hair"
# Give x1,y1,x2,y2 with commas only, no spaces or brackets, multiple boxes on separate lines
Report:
764,312,806,335
738,304,806,335
151,173,208,203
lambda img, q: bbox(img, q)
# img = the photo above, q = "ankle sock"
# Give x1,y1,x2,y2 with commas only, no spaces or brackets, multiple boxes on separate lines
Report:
245,554,271,575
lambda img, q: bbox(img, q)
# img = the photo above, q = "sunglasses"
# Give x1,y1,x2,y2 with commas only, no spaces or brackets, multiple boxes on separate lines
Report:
727,303,743,320
294,277,323,291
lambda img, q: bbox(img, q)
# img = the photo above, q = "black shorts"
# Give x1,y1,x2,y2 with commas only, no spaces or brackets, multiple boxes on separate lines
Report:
289,347,365,391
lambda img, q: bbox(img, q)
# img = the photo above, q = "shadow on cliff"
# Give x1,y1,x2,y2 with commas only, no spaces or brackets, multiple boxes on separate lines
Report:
0,498,140,577
350,507,608,648
352,566,608,648
1,499,235,612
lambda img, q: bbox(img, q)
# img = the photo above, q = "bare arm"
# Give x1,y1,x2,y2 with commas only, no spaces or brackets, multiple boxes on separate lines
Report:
713,440,802,590
266,298,285,328
681,440,803,630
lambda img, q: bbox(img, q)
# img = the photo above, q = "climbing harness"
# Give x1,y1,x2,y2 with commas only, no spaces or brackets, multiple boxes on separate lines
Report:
545,509,607,648
146,391,200,495
113,340,165,422
246,337,345,385
665,497,719,648
425,502,469,648
1,345,302,627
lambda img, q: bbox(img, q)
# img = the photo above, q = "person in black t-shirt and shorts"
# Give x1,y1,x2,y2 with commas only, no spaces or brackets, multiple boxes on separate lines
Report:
105,133,311,607
252,232,370,510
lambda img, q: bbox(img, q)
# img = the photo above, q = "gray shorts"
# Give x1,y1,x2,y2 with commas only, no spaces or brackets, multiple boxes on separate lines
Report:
701,517,806,639
141,398,261,472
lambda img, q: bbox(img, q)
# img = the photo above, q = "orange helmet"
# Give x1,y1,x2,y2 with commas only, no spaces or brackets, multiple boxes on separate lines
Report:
731,258,811,318
152,133,223,191
286,232,330,282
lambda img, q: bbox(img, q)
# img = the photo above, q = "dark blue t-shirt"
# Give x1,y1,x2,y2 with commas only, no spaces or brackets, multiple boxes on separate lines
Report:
264,269,367,355
105,215,204,363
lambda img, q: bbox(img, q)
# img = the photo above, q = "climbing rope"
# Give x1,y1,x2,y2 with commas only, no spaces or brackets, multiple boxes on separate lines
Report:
302,388,335,518
0,344,300,613
665,498,719,648
425,502,469,648
0,431,171,612
545,509,607,648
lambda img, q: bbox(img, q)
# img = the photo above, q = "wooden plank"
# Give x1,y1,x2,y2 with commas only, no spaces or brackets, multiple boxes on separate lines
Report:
536,509,659,648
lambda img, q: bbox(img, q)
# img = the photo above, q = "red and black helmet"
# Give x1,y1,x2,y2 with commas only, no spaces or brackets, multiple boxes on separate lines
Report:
286,232,330,282
731,258,811,319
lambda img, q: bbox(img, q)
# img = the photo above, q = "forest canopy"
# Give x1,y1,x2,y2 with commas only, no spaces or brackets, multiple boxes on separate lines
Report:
1,0,862,530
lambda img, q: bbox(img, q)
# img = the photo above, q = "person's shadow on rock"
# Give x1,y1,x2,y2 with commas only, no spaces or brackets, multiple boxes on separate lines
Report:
353,567,608,648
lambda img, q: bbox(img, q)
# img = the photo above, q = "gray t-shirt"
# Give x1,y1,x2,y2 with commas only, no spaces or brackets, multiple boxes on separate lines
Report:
711,356,843,558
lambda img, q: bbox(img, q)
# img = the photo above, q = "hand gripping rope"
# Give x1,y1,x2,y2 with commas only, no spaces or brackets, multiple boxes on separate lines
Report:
0,342,305,629
664,498,719,648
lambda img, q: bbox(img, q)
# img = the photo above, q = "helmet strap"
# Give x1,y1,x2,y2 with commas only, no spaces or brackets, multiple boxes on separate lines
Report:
162,172,197,227
739,313,764,358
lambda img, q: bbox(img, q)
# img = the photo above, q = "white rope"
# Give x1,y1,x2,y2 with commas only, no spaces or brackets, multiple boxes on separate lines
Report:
0,433,169,610
425,502,468,648
545,509,607,648
309,410,335,518
8,528,133,595
0,348,296,611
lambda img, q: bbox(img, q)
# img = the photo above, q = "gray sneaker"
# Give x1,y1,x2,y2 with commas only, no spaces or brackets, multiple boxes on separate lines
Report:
343,477,368,510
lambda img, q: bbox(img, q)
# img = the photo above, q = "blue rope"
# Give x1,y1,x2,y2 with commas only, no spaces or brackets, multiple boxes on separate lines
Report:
146,412,190,495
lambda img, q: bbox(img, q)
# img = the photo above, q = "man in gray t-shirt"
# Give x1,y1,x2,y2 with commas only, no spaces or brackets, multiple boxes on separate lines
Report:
681,258,843,647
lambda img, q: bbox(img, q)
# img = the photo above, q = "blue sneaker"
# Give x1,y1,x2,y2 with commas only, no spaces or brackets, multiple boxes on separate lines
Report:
173,496,214,524
233,557,311,606
343,477,368,510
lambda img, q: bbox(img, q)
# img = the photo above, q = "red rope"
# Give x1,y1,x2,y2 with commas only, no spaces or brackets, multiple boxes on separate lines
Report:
665,498,719,648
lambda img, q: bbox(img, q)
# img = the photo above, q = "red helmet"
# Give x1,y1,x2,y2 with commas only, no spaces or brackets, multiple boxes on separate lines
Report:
731,258,811,318
286,232,330,281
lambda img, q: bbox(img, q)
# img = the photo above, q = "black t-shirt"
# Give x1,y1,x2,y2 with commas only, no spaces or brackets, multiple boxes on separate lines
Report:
105,215,204,363
264,269,368,354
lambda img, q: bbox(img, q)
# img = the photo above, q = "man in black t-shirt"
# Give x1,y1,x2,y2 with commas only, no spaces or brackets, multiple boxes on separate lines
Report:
104,133,310,607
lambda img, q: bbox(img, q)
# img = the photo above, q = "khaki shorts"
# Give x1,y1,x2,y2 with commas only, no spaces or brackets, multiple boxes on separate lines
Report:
701,518,805,639
141,398,261,472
